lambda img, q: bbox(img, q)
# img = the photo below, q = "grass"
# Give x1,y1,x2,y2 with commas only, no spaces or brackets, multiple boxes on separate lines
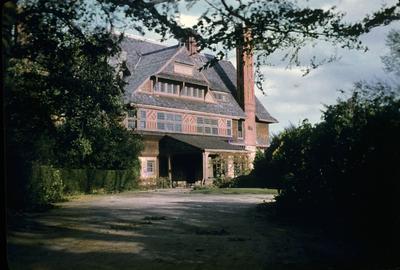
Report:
191,187,278,195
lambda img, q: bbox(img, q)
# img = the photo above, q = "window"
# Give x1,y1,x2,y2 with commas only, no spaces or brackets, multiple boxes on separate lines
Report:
127,110,136,130
238,120,244,138
146,160,155,174
139,110,146,129
181,84,205,99
155,80,180,95
128,120,136,129
226,119,232,136
197,116,219,135
213,92,227,102
157,112,182,132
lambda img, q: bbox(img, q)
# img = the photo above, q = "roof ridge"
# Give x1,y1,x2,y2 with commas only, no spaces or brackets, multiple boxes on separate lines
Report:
141,45,180,56
114,30,170,47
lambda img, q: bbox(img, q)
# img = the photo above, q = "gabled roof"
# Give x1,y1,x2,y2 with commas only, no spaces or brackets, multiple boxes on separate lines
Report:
119,36,276,122
123,45,181,101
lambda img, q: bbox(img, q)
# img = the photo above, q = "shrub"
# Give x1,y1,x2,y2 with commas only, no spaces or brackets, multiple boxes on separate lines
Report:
252,85,400,256
156,177,172,189
28,164,65,206
26,165,140,206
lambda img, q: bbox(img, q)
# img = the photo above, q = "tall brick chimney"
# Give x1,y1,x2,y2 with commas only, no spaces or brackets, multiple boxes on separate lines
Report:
185,36,198,55
236,26,257,150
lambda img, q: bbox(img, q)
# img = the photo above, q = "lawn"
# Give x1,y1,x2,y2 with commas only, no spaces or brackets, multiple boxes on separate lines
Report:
191,187,278,195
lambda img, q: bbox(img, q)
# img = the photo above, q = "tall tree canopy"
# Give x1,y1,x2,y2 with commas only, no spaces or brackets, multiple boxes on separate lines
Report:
3,0,145,208
5,0,143,170
105,0,400,91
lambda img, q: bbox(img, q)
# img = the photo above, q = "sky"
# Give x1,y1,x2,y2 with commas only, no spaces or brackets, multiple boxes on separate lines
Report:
119,0,399,135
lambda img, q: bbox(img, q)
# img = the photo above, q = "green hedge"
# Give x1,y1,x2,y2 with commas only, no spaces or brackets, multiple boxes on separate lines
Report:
29,165,139,205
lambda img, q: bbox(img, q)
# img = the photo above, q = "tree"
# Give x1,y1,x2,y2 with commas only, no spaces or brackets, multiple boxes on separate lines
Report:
382,29,400,77
4,0,143,207
246,29,400,259
107,0,400,92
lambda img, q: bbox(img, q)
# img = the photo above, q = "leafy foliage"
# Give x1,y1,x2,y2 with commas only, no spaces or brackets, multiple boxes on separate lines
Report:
4,0,143,208
251,84,400,256
382,29,400,77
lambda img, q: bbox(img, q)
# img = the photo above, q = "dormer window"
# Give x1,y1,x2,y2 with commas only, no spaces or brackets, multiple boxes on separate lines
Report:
181,83,205,99
213,92,227,102
174,62,193,76
155,79,180,95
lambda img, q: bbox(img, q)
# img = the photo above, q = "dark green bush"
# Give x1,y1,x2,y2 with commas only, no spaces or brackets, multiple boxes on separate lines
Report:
28,164,65,206
252,85,400,256
27,165,140,206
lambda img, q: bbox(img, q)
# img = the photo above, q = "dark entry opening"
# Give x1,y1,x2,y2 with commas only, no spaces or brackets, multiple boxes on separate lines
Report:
159,156,168,178
158,154,202,183
172,154,202,183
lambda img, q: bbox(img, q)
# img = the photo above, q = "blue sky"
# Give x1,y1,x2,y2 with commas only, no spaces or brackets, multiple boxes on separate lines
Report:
117,0,399,134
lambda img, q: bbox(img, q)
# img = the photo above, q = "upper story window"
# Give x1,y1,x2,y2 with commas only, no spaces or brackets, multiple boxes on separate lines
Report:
174,62,193,76
213,92,227,102
155,80,180,95
197,117,218,135
127,110,136,130
181,83,205,99
139,110,147,129
226,119,232,136
157,112,182,132
238,119,244,139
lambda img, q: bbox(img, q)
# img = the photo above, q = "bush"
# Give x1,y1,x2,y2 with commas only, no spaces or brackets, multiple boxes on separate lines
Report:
28,164,65,206
156,177,171,189
26,165,140,206
252,86,400,256
212,176,232,188
228,174,264,188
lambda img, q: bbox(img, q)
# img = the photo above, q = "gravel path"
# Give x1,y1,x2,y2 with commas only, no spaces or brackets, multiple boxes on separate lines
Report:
7,189,348,270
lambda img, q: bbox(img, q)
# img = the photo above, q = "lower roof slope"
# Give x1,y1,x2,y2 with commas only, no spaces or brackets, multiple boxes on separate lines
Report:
164,134,247,151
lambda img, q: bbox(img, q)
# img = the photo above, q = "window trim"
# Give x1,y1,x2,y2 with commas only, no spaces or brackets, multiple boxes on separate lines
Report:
154,79,180,96
157,112,182,132
181,84,205,99
139,109,147,129
226,119,232,137
146,160,155,175
213,92,227,102
238,120,244,139
197,116,219,135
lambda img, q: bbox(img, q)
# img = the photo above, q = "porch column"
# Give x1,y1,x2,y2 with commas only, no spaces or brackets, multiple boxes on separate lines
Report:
202,151,209,185
167,155,172,187
227,155,234,178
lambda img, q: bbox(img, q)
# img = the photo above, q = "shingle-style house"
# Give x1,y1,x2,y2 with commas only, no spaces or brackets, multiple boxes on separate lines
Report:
120,32,277,186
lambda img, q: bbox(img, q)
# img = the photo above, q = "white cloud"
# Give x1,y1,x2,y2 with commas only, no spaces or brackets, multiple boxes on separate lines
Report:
179,14,198,27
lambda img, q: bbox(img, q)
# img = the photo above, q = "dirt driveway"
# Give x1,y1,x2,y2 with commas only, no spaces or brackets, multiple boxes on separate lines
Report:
7,189,351,270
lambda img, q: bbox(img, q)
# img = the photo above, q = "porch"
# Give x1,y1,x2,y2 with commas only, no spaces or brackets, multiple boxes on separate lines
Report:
159,134,250,186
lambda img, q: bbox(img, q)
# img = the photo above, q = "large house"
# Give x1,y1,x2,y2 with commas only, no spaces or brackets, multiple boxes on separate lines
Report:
119,32,277,186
